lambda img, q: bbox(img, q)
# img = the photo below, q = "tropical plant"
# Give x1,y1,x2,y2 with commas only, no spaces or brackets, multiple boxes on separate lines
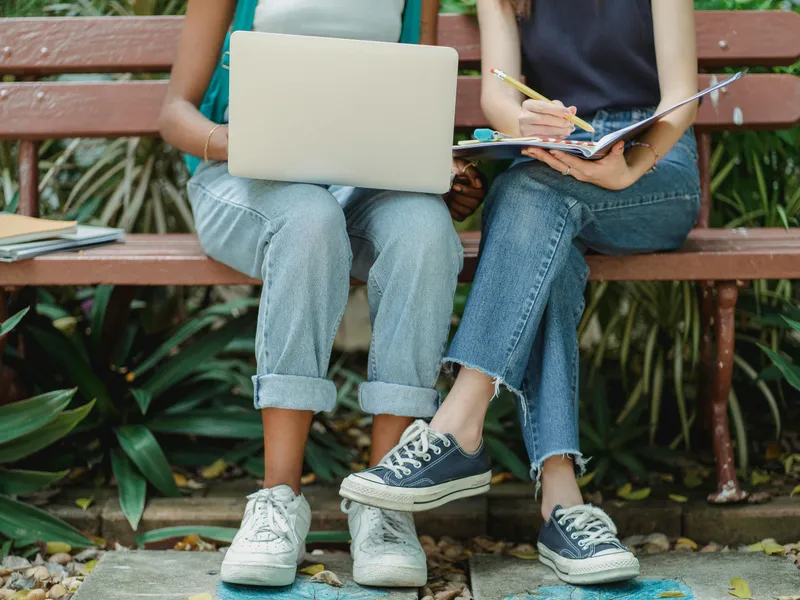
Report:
0,308,96,549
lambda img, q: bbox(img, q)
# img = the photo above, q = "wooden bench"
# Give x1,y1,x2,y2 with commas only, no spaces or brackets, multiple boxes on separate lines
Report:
1,6,800,502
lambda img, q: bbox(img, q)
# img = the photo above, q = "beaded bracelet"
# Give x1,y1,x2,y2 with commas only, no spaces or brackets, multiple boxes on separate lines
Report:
628,141,660,173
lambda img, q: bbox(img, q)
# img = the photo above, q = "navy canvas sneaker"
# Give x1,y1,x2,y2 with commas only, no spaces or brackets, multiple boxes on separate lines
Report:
339,419,491,512
538,504,640,585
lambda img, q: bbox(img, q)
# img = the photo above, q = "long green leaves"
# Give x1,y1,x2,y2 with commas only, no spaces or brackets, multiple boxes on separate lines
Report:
111,449,146,531
0,307,29,337
0,469,69,496
115,426,179,498
0,389,76,445
0,494,92,547
0,401,95,464
148,410,262,439
760,345,800,391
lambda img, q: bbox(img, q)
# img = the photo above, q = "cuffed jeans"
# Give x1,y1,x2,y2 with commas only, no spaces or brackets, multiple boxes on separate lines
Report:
446,108,701,480
188,164,463,418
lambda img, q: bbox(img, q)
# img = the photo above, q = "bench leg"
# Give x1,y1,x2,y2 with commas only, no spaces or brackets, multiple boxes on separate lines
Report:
697,281,716,443
707,281,748,504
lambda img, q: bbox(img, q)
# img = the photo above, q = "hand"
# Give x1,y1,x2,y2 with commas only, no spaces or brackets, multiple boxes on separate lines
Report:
445,159,487,221
518,99,577,140
522,141,639,191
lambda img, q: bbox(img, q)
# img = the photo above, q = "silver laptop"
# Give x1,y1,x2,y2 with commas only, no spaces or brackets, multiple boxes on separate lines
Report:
227,31,458,194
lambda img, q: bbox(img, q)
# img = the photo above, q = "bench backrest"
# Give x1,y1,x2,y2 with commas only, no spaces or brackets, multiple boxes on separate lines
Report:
1,10,799,225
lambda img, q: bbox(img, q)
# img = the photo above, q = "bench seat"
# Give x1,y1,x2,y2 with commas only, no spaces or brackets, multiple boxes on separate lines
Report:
1,229,798,287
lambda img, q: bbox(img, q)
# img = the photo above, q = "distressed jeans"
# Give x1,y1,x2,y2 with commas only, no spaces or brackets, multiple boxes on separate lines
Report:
188,164,463,417
446,108,701,480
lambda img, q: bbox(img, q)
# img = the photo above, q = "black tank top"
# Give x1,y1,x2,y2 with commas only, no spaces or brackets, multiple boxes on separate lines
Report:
519,0,660,118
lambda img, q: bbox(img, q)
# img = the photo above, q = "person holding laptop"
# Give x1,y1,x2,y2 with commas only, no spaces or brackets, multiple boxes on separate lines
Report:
341,0,702,586
159,0,485,589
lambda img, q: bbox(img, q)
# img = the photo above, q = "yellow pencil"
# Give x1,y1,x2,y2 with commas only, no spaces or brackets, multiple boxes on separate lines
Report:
491,68,595,134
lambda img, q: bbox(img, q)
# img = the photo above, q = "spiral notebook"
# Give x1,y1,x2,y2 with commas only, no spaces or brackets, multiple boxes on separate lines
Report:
453,71,743,161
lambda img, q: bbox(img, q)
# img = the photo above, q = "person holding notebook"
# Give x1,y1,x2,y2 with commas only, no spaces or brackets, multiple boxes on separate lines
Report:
158,0,485,589
341,0,701,585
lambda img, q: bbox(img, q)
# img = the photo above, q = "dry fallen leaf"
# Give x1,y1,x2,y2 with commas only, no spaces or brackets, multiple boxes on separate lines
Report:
675,537,698,550
75,497,94,511
617,483,651,501
728,576,751,599
510,552,539,560
765,442,783,460
669,494,688,503
762,541,787,556
187,594,213,600
577,471,595,488
173,472,189,487
310,570,343,587
81,560,98,575
300,473,316,485
299,564,325,576
776,596,800,600
200,459,227,480
45,542,71,555
657,592,686,598
89,536,107,548
490,472,513,485
684,474,704,489
750,469,771,486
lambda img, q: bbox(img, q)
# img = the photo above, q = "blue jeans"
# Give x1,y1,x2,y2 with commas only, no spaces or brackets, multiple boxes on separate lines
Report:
446,108,701,481
187,164,463,417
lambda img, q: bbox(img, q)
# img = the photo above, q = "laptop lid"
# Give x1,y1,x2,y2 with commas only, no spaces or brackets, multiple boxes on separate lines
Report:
227,31,458,194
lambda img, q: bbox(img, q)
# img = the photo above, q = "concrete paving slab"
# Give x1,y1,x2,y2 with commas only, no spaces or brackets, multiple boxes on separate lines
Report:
470,552,800,600
74,550,416,600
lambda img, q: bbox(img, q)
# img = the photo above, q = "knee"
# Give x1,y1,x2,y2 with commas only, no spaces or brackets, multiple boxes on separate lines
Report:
385,195,463,277
280,186,350,260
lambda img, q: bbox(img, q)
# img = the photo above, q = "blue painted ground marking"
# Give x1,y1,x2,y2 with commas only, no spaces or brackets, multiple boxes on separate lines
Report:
219,580,390,599
503,578,693,600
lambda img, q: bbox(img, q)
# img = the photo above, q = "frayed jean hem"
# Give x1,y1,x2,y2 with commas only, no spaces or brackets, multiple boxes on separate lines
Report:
252,373,337,413
529,450,589,499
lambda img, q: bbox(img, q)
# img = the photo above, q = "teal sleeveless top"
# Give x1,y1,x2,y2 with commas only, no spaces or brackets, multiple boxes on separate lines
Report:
185,0,423,175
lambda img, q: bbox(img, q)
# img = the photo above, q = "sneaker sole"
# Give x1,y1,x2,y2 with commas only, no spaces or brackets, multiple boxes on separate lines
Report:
537,542,640,585
353,563,428,587
339,471,492,512
220,544,306,587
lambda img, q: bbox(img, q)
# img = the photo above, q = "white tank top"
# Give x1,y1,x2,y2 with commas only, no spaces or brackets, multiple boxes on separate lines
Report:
253,0,406,43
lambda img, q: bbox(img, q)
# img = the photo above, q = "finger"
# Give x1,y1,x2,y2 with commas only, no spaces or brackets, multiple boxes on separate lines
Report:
548,150,590,171
519,124,575,139
527,148,569,173
522,99,574,118
519,110,576,130
451,187,486,201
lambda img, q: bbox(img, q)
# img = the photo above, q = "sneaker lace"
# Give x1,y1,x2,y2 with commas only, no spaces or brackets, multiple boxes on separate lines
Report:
555,504,618,549
379,419,451,479
341,500,409,544
246,489,292,541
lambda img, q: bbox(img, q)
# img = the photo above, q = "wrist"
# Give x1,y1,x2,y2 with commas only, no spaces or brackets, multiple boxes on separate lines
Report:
206,125,228,162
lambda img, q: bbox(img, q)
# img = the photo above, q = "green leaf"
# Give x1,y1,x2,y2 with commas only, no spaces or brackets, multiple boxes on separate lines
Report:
136,525,237,548
140,315,255,399
128,315,216,380
115,425,180,498
148,410,263,439
304,439,335,481
0,468,69,495
484,435,529,481
782,316,800,334
0,388,76,445
0,400,95,464
0,307,29,337
27,325,117,419
0,493,92,547
760,345,800,391
90,285,114,349
110,449,146,531
306,530,351,543
130,388,154,415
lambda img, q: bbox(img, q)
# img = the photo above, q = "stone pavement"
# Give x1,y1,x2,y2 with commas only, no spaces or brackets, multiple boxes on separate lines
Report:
470,553,800,600
73,551,415,600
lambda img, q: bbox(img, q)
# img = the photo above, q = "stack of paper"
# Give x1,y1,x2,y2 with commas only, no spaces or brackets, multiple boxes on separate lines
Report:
0,214,124,263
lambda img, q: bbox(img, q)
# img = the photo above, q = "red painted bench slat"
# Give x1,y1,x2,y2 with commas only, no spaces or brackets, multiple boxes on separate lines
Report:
2,12,799,75
0,230,797,287
2,74,798,140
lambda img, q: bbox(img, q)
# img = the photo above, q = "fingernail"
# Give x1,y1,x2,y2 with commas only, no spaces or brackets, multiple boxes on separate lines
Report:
454,185,462,192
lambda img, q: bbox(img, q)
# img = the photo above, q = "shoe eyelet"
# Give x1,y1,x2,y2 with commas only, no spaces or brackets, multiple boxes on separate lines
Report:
444,441,451,448
402,468,411,476
423,454,431,461
433,448,441,455
570,533,578,540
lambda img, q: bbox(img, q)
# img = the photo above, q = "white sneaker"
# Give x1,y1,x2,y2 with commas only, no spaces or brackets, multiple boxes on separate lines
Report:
343,500,427,587
221,485,311,586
